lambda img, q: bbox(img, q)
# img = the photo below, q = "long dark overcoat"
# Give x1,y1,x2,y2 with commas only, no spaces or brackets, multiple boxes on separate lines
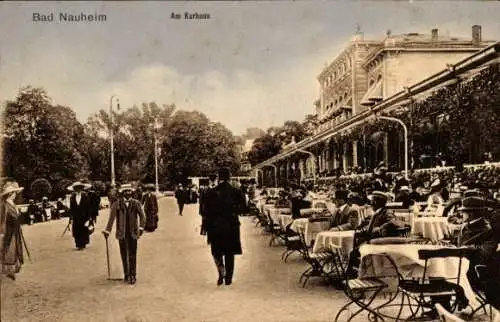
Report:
206,181,245,255
69,193,91,246
141,193,159,232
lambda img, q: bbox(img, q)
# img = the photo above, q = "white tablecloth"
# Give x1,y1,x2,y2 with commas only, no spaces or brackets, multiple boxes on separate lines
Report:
312,230,355,255
267,207,291,223
359,244,479,307
278,214,293,230
290,218,331,246
412,217,450,241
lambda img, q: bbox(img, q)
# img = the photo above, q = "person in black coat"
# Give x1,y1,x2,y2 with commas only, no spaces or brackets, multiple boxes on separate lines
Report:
175,184,189,216
67,181,92,250
88,187,101,224
205,168,245,286
199,175,217,239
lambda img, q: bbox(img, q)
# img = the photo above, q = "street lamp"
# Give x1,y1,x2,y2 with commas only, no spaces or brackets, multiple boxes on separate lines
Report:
374,114,409,179
109,95,120,187
154,118,161,194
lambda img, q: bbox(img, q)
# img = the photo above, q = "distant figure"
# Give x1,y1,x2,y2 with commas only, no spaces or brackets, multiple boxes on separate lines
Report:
205,168,245,286
142,184,159,232
175,184,188,216
88,187,101,224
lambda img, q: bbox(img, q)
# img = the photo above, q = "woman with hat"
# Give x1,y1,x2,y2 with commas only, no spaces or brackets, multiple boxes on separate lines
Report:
424,178,445,216
67,181,92,250
141,184,159,232
0,181,25,280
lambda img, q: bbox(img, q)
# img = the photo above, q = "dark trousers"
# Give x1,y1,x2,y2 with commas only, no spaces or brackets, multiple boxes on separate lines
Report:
119,235,138,277
178,202,185,214
212,249,235,281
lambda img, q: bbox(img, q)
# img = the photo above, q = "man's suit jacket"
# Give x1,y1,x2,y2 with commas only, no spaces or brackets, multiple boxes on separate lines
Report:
329,204,359,231
104,197,146,240
365,207,397,236
141,193,158,215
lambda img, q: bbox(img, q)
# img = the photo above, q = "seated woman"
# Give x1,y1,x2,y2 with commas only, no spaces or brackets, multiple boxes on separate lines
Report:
424,179,445,215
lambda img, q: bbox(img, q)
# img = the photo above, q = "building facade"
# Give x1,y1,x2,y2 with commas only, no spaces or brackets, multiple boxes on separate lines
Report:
255,26,498,187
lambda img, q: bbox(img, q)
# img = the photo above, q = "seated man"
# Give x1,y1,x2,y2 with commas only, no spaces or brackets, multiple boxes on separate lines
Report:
328,189,359,232
357,191,398,242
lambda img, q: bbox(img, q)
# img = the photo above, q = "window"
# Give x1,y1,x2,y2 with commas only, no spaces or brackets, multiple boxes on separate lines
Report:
369,78,375,87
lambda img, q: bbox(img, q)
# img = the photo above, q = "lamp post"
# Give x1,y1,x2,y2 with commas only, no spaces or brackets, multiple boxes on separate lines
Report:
154,118,161,194
375,115,409,179
109,95,119,187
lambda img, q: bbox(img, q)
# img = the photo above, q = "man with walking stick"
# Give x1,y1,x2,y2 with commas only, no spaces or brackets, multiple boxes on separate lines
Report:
102,184,146,285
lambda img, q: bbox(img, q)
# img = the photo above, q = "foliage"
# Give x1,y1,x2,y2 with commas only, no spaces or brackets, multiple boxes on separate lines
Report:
30,178,52,200
247,134,282,166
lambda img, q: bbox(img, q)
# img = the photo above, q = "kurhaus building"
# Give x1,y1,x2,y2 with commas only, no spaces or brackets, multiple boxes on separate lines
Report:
255,26,500,186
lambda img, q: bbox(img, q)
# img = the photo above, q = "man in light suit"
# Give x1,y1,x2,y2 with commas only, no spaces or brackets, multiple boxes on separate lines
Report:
328,189,359,231
102,184,146,285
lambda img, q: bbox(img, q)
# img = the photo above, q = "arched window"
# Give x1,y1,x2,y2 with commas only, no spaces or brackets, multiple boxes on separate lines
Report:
344,92,348,102
333,71,337,80
369,78,375,87
377,74,382,82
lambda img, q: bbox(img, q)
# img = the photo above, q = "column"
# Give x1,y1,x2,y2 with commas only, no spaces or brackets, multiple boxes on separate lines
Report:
342,143,347,172
353,140,358,167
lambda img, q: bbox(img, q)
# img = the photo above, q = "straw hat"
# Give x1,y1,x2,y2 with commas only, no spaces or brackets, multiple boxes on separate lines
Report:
118,183,135,192
144,183,155,191
368,191,389,202
1,181,24,196
67,181,92,191
399,186,410,192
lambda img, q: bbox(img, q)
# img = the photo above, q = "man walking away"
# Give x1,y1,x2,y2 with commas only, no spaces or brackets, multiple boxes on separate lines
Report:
175,184,188,216
102,184,146,285
206,168,246,286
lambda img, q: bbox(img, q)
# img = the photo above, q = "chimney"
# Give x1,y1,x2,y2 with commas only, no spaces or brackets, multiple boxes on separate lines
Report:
431,28,438,42
472,25,482,45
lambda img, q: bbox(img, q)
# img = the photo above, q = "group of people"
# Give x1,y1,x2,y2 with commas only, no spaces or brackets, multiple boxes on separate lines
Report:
259,162,500,315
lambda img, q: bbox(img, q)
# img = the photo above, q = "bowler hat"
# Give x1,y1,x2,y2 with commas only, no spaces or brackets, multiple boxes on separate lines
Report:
463,189,483,198
144,183,155,191
458,197,486,211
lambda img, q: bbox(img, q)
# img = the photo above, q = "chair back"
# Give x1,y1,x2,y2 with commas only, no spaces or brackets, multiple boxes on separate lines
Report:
417,247,475,285
435,303,466,322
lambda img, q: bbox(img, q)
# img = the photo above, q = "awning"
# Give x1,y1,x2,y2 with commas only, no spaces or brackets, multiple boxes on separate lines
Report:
361,80,383,106
330,97,352,117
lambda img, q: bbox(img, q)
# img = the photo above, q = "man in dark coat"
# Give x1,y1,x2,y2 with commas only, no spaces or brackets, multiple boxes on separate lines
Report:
103,184,146,285
68,181,92,250
175,184,188,216
199,175,217,238
328,189,359,231
141,184,159,232
358,191,398,240
88,186,101,224
205,168,245,286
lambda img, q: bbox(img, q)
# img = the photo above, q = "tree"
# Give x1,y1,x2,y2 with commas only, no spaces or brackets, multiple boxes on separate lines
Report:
247,134,282,166
3,87,88,187
30,178,52,200
160,111,240,182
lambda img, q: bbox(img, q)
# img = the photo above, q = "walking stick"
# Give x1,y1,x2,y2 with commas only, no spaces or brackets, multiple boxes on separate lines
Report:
19,229,32,263
105,235,111,279
61,221,71,238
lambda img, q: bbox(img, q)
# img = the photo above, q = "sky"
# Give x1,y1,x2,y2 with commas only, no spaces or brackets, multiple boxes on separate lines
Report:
1,1,499,135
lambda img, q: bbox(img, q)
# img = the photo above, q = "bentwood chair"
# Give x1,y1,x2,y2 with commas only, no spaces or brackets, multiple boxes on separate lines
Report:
394,247,475,321
297,230,333,288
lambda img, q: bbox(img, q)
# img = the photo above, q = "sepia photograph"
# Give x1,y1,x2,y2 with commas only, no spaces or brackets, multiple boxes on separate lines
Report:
1,1,500,321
